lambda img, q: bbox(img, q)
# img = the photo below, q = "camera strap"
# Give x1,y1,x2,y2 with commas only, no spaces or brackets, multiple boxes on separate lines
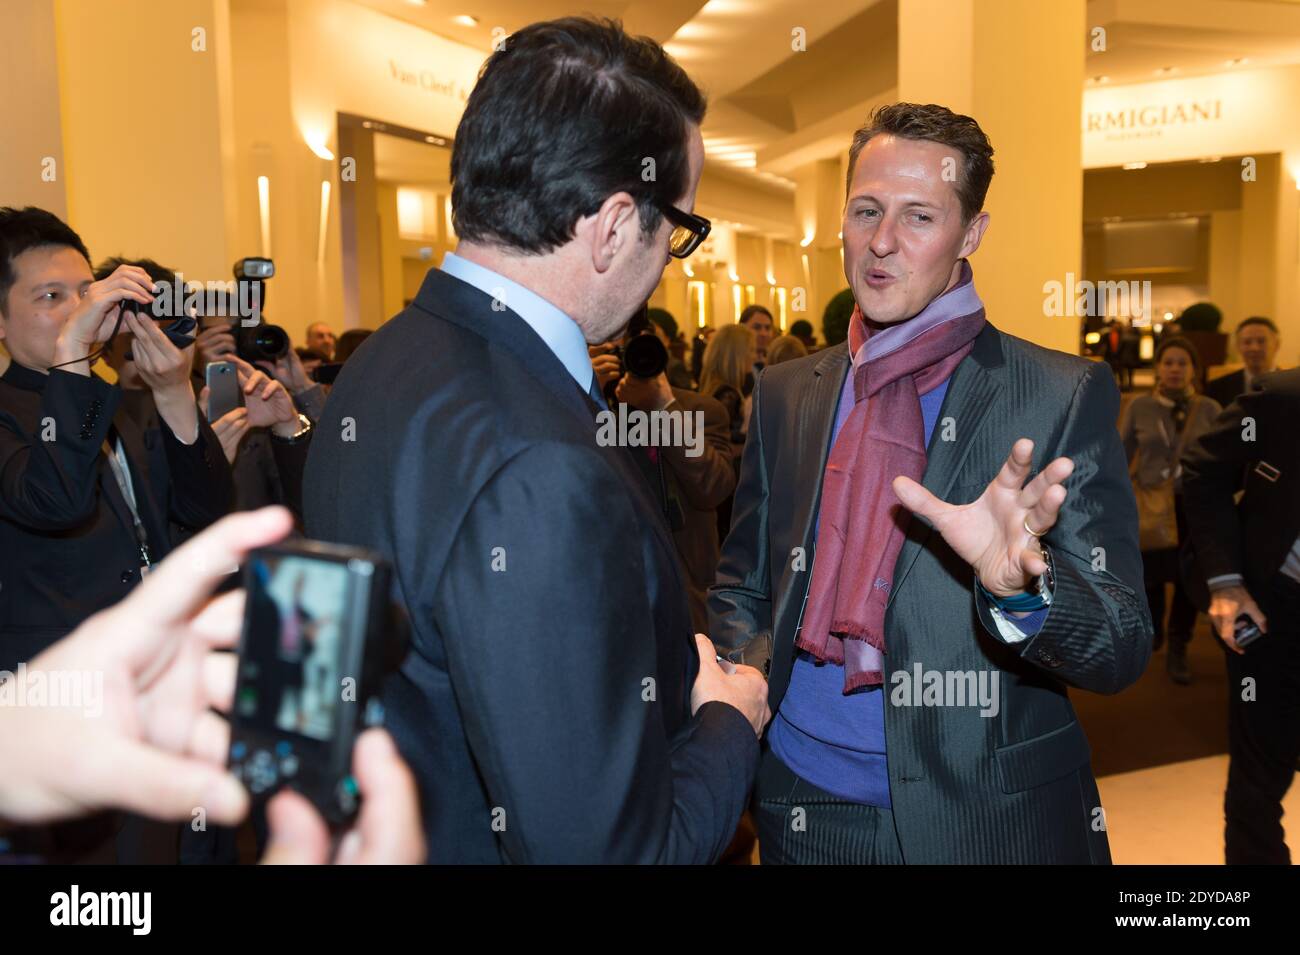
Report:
103,435,154,572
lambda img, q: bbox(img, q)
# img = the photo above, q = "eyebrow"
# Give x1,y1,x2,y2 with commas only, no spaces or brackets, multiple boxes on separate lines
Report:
847,194,943,210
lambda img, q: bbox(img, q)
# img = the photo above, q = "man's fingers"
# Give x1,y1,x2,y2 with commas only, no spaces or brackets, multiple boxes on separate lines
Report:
1017,456,1074,510
693,633,722,672
343,729,424,864
261,790,331,864
993,438,1035,490
1020,545,1048,578
1024,482,1068,537
92,740,248,826
892,475,948,523
116,508,295,658
185,709,234,765
201,650,239,713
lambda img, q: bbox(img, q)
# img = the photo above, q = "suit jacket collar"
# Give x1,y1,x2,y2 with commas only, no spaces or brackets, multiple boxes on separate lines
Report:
413,267,593,425
796,324,1006,609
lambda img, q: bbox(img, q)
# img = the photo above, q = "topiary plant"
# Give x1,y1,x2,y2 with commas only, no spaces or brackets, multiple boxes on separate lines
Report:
821,288,856,346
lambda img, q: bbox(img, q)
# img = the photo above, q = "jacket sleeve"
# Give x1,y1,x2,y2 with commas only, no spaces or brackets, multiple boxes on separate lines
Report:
658,392,736,511
162,407,233,529
432,440,758,864
974,363,1153,694
1180,387,1276,584
706,372,774,666
0,371,118,531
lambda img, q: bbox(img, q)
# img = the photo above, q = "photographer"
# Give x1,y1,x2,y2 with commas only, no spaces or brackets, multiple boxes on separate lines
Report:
0,207,232,673
192,293,315,521
594,310,736,633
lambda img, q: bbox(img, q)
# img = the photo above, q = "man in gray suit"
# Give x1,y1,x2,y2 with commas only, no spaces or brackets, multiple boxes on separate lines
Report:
708,103,1152,864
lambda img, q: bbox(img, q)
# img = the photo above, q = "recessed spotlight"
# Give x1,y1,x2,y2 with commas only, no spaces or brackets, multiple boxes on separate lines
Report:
452,14,479,27
1154,66,1176,76
1122,161,1148,170
1088,75,1110,85
1225,57,1248,68
1199,155,1222,163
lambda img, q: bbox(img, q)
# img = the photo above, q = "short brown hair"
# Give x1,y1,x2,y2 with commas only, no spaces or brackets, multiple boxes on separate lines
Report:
845,103,995,224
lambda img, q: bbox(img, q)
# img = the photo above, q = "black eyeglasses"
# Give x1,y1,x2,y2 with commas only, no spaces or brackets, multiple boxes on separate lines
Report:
657,202,711,258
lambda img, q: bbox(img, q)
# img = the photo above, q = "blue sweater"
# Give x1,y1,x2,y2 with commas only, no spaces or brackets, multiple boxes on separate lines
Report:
768,375,1045,806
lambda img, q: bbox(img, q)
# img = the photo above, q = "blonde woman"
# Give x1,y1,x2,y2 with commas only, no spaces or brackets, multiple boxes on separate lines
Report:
766,334,808,367
699,322,756,539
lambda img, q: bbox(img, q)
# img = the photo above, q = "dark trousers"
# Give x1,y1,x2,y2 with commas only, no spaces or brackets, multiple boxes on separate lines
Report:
1224,573,1300,864
1143,496,1199,651
751,746,904,865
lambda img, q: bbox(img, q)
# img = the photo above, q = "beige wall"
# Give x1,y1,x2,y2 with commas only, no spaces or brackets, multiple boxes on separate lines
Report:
0,0,68,218
897,0,1086,354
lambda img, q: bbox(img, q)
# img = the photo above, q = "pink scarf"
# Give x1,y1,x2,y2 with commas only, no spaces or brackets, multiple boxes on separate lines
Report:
796,263,986,691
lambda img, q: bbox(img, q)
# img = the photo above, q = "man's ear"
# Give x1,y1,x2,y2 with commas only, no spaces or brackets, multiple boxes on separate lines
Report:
583,191,640,274
959,210,990,259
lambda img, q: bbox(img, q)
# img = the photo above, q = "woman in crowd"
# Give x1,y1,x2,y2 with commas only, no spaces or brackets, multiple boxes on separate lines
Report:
1119,336,1221,684
698,322,756,539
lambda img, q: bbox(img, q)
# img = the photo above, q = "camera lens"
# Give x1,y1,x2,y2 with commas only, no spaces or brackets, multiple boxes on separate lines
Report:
623,333,668,378
236,323,289,362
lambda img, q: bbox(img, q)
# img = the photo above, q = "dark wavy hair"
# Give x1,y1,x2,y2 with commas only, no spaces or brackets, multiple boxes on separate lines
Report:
0,207,91,315
846,103,995,224
450,17,706,254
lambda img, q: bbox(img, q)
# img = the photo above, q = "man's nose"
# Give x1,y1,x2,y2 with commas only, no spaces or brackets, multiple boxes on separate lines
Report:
868,212,899,258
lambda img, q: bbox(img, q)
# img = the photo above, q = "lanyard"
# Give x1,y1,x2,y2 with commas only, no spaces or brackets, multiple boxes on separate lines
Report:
103,435,153,568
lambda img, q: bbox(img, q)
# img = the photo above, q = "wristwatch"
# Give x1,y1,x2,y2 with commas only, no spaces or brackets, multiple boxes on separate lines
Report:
271,412,313,445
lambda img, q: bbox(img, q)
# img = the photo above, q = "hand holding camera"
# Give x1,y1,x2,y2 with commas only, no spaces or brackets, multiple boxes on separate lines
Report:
52,263,155,373
229,355,300,436
1209,584,1268,654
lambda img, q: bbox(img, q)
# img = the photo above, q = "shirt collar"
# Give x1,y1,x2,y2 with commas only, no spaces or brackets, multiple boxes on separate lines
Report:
1,359,52,393
440,252,594,394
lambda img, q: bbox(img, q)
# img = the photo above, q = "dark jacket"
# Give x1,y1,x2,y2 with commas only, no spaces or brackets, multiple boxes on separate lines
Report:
303,267,759,864
1182,368,1300,601
0,361,232,670
708,325,1153,863
661,387,735,633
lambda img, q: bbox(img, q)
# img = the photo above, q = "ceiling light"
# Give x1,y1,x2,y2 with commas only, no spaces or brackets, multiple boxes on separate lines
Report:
1225,57,1248,68
1122,161,1147,170
452,14,479,27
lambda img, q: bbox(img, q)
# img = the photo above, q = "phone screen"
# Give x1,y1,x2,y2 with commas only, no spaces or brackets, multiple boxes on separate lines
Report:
236,554,350,742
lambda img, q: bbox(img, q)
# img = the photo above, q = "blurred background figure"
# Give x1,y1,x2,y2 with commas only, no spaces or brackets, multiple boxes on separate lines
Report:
765,334,807,366
1120,336,1221,684
698,322,755,539
1206,316,1282,407
333,328,373,365
305,321,336,362
788,319,817,352
738,304,774,374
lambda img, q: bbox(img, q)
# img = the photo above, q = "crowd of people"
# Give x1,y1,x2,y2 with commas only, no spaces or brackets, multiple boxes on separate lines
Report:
0,15,1296,866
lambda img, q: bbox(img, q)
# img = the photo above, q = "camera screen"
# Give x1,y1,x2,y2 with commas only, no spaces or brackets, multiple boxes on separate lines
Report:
236,554,350,742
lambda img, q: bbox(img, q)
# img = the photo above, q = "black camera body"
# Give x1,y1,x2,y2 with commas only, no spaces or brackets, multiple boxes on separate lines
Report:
227,540,407,826
232,257,289,362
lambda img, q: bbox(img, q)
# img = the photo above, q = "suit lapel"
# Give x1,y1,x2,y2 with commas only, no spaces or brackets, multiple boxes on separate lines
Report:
887,324,1005,608
775,344,848,630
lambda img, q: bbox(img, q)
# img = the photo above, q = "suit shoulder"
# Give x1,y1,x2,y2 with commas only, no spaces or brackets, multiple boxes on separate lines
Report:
995,329,1098,383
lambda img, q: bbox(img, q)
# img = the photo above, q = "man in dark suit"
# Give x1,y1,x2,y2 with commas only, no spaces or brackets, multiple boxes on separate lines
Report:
1204,316,1281,408
708,103,1152,864
0,208,232,673
1182,368,1300,864
303,17,768,864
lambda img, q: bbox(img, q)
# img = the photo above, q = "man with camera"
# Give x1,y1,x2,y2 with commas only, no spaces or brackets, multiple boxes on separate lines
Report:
1182,368,1300,864
305,17,768,863
0,207,232,673
192,288,317,520
593,313,737,634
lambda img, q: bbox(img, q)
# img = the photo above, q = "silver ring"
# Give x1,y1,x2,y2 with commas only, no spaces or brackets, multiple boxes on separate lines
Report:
1023,518,1046,538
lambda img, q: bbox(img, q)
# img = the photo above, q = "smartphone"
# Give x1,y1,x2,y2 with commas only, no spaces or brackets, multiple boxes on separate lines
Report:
1233,613,1264,649
205,360,243,422
227,541,405,825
